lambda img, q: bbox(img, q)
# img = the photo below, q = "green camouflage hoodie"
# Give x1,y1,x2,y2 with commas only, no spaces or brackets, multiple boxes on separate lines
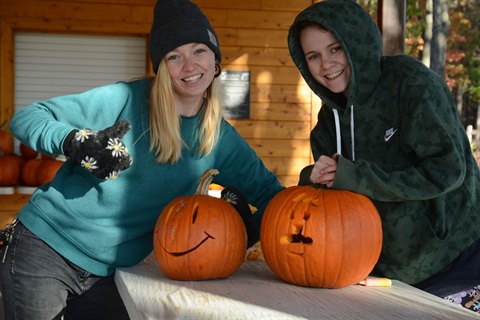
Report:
288,0,480,285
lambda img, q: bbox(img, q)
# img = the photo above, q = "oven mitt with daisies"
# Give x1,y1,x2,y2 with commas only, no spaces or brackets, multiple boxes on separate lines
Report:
63,120,133,180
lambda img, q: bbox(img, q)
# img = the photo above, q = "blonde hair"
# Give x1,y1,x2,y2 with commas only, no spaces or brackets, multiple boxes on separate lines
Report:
149,59,223,163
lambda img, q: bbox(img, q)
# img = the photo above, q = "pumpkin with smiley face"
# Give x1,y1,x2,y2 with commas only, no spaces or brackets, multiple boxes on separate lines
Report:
260,186,382,288
153,169,247,281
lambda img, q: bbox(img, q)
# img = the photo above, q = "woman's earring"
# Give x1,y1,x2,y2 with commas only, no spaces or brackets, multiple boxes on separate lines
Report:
214,63,222,78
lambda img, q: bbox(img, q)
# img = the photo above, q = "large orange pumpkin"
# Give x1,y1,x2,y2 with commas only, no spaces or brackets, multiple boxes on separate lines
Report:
153,169,247,281
260,186,382,288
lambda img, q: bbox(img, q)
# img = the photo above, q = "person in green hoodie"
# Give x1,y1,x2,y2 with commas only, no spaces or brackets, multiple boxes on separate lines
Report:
288,0,480,312
0,0,284,319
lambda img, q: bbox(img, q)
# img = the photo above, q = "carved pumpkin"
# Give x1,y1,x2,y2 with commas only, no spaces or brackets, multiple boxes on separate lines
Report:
154,169,247,281
260,186,382,288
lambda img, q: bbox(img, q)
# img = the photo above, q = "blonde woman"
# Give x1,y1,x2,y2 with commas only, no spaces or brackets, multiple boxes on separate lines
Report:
0,0,284,318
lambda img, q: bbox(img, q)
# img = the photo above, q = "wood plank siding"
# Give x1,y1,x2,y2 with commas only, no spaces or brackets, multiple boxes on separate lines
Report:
0,0,319,187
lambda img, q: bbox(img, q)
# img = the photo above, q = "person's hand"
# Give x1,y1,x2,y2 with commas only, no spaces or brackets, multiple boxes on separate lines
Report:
310,155,337,188
221,186,257,248
64,120,133,180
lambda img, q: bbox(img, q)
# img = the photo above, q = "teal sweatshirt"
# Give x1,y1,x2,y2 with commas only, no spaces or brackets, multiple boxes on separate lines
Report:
288,0,480,284
9,78,284,276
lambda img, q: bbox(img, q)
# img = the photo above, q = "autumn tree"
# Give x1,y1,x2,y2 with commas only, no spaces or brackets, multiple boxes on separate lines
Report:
361,0,480,133
446,0,480,128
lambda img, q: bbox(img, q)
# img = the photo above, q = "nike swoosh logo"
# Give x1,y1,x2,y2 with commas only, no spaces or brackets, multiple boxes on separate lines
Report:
384,128,398,142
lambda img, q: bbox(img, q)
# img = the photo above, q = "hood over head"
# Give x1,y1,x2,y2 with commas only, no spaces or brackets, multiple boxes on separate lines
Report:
288,0,383,111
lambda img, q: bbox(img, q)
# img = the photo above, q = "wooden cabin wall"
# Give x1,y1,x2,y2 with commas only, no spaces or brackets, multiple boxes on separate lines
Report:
0,0,319,187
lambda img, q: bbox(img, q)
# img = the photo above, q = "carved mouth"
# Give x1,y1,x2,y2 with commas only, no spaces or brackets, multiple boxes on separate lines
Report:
281,227,313,256
291,227,313,245
161,231,215,256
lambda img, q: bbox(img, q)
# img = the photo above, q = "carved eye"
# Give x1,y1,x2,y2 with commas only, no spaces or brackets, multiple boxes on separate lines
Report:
303,211,311,221
192,205,198,224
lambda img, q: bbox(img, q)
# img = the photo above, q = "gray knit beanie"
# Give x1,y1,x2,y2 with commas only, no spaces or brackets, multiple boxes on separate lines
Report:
148,0,222,74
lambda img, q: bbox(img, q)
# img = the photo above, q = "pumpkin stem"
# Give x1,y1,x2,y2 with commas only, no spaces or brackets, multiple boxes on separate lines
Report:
196,169,219,195
0,120,6,130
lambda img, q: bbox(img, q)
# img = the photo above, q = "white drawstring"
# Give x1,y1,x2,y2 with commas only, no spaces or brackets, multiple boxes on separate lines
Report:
333,109,341,156
332,106,355,161
350,105,355,161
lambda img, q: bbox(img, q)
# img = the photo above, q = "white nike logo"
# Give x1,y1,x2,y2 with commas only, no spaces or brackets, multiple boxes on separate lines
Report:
384,128,398,142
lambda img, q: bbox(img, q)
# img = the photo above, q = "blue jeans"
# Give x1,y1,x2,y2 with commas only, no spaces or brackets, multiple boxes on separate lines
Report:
0,220,130,320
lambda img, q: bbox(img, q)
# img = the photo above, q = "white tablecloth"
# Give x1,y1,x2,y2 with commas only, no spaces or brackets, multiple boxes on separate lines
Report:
115,254,479,320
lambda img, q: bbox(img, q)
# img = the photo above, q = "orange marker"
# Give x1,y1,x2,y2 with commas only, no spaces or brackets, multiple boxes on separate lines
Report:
359,277,392,287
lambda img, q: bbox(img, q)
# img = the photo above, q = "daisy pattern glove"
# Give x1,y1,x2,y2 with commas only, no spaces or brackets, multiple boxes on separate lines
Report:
63,120,133,180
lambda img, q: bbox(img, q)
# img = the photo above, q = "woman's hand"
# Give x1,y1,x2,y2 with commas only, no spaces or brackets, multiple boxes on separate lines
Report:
310,155,337,188
64,120,133,180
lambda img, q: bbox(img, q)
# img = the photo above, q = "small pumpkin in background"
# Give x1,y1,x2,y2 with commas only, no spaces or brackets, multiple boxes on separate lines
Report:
0,119,24,185
21,158,63,186
260,186,382,289
0,155,24,186
21,159,43,186
154,169,247,281
20,143,39,160
36,159,63,185
40,153,53,160
20,143,52,162
0,120,14,156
